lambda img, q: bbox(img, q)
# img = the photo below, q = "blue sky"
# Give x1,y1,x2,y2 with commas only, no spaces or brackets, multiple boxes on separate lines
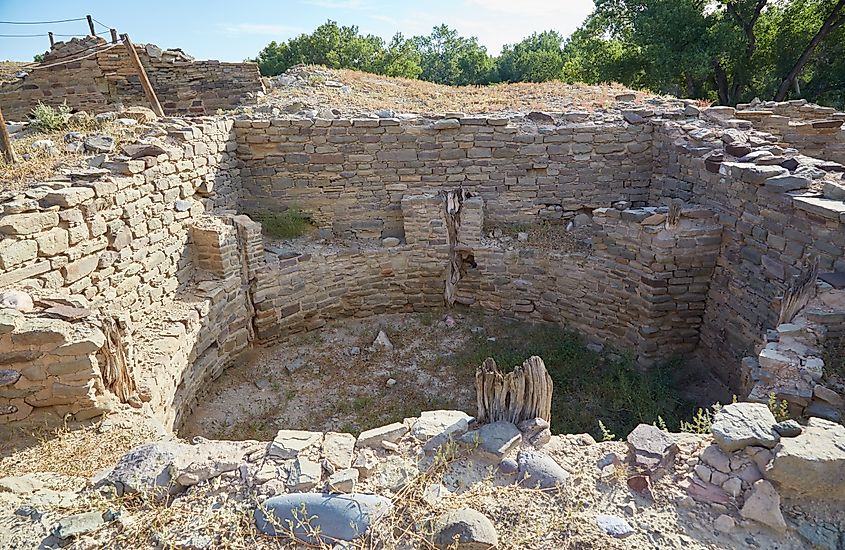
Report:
0,0,595,62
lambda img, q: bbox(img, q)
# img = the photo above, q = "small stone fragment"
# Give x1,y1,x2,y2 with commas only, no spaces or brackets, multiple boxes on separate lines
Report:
596,514,634,538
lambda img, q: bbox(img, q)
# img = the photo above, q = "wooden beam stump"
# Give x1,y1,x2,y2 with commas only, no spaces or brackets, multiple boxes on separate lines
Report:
0,106,18,164
475,355,553,425
120,33,165,117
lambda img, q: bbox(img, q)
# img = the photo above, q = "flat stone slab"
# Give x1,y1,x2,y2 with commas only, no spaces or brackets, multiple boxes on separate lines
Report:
254,493,392,543
411,410,473,442
764,417,845,500
323,432,356,470
269,430,322,459
356,422,408,449
711,402,779,452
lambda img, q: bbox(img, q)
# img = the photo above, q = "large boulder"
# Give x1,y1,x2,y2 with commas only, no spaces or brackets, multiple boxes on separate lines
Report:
433,508,498,549
254,493,392,543
96,441,185,497
764,417,845,500
711,402,779,452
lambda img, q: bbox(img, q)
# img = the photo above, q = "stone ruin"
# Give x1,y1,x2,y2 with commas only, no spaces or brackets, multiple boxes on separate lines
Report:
0,36,264,119
1,88,845,547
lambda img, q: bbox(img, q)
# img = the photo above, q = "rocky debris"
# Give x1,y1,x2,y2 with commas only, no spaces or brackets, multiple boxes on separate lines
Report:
84,135,116,154
372,330,394,351
433,508,498,550
626,423,678,474
31,139,58,156
468,421,522,459
0,289,33,312
356,422,408,449
372,456,418,492
323,432,356,470
254,493,392,543
713,514,736,533
122,106,158,123
121,142,167,159
740,479,787,532
326,468,358,493
352,448,379,478
764,417,845,500
516,450,570,489
517,417,552,447
382,237,400,247
53,510,108,539
711,403,779,452
269,429,322,459
596,514,634,538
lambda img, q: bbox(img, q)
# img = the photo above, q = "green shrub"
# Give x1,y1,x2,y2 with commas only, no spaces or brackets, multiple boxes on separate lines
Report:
254,208,313,239
30,102,71,132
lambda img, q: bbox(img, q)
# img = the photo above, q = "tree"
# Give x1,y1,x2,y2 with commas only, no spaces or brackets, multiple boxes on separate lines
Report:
374,33,422,79
414,25,497,85
774,0,845,100
498,31,567,83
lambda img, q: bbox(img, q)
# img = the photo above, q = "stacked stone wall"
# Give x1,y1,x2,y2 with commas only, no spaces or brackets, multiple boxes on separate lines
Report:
652,122,845,384
0,37,263,119
234,117,654,239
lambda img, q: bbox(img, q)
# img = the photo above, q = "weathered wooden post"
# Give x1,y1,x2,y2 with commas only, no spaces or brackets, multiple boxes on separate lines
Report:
0,105,19,165
110,29,118,44
120,33,165,117
86,15,96,36
48,31,54,48
475,356,553,425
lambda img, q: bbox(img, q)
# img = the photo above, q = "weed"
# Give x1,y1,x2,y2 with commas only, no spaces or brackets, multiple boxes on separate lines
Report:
254,208,314,239
768,392,791,422
30,101,71,131
680,404,721,434
597,420,616,441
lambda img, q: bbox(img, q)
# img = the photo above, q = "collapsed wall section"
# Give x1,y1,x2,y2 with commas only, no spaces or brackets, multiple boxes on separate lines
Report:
235,116,653,239
0,36,264,119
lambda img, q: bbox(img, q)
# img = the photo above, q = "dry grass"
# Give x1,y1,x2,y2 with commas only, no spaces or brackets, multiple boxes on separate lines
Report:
260,66,651,116
0,61,27,85
0,416,157,479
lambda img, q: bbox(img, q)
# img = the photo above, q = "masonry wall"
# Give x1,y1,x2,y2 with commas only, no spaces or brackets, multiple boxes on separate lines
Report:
652,122,845,384
0,37,263,119
235,117,654,239
0,118,246,426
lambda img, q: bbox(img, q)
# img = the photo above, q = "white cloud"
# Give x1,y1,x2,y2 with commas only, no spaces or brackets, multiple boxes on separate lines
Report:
221,23,302,36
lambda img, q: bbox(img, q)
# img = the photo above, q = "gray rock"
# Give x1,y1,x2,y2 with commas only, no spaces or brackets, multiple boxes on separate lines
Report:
53,511,106,539
824,181,845,201
516,450,571,489
740,479,787,532
0,369,21,387
805,401,842,422
626,423,678,472
0,474,43,493
287,457,322,491
326,468,358,493
472,421,521,459
372,456,418,491
596,514,634,538
269,430,322,459
254,493,392,543
773,419,802,437
84,135,116,154
526,111,554,124
382,237,400,247
498,458,518,474
764,174,811,192
711,402,779,452
323,432,356,470
97,441,184,497
433,508,498,549
372,330,394,351
122,143,166,159
764,417,845,500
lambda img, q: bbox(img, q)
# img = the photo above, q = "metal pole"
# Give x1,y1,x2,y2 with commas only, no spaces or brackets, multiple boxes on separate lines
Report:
0,106,19,165
120,33,165,117
48,31,54,47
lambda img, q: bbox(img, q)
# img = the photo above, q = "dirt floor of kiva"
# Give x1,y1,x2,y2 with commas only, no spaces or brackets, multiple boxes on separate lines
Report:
180,311,478,440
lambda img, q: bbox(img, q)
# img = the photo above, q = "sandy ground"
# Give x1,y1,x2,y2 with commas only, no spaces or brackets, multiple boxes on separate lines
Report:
180,312,479,441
